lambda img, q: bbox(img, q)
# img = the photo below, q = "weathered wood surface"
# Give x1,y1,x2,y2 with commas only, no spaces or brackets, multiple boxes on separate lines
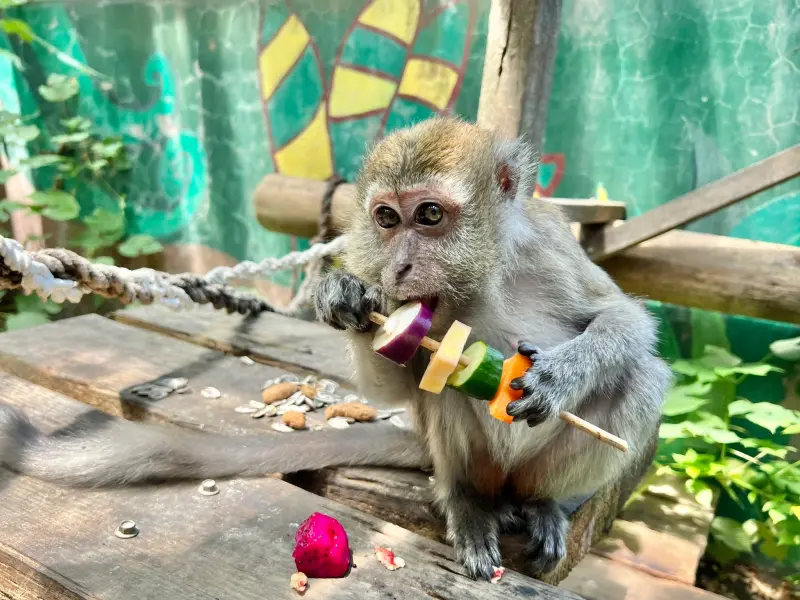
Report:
253,173,627,238
0,374,567,600
585,142,800,260
600,229,800,324
108,307,719,590
476,0,563,152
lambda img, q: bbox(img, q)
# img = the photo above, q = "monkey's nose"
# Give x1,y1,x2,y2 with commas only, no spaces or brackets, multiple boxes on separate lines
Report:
395,263,413,281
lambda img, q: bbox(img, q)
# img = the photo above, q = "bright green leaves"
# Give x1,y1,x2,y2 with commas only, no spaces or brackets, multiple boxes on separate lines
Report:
118,234,164,258
659,342,799,566
27,190,79,221
38,74,79,103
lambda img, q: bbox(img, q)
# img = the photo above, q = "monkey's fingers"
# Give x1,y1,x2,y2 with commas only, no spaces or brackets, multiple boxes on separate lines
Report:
517,343,540,357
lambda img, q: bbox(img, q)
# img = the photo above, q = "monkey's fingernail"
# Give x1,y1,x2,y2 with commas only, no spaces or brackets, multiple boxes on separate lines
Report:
518,343,539,356
509,378,524,390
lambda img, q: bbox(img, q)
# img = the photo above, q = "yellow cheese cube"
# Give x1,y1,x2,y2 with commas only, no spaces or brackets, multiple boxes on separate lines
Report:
419,320,472,394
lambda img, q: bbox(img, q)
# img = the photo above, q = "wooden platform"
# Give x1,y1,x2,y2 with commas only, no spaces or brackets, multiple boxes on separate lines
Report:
0,307,725,599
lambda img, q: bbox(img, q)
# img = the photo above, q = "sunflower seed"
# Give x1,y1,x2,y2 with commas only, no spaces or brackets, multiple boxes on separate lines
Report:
159,377,188,390
261,378,279,390
303,397,318,410
176,386,192,394
313,399,325,409
311,425,324,431
201,387,221,399
252,405,277,418
240,356,255,366
375,411,393,420
301,375,316,384
315,393,337,405
147,387,170,400
271,423,295,433
249,400,266,409
288,392,306,406
327,416,350,429
277,404,308,415
343,394,361,403
278,374,299,383
389,415,407,429
317,379,337,394
235,405,258,414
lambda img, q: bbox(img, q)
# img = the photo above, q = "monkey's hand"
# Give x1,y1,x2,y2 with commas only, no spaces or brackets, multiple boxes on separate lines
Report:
506,343,585,427
313,271,388,333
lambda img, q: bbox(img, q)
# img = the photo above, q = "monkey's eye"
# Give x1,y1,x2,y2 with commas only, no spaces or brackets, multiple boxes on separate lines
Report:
375,206,400,229
414,202,443,226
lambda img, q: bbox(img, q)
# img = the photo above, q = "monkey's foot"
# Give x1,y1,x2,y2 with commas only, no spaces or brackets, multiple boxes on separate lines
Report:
445,504,503,581
522,499,568,575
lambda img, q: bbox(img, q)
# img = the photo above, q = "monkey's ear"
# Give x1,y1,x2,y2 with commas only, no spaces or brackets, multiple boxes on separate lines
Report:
494,137,538,202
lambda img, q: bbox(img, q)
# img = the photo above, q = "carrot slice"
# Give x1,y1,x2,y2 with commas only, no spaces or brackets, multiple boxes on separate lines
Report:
488,353,533,423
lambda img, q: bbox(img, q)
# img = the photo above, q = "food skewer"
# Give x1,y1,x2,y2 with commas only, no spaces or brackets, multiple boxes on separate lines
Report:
369,311,629,453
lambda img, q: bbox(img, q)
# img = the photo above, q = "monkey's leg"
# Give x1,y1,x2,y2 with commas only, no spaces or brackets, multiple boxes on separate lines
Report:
519,498,569,575
439,482,504,581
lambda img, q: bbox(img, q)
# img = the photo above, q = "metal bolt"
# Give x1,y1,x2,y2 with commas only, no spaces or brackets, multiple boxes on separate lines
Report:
115,520,139,539
198,479,220,496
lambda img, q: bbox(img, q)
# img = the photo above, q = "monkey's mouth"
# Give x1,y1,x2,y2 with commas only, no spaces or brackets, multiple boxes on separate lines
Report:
404,296,438,311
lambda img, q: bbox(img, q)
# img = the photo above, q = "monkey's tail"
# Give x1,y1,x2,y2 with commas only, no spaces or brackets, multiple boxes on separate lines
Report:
0,403,431,488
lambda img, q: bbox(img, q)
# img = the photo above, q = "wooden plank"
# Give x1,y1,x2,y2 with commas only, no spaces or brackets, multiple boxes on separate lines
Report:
477,0,563,151
559,555,724,600
0,312,357,433
0,374,567,600
601,230,800,324
113,304,352,384
252,174,626,239
586,143,800,260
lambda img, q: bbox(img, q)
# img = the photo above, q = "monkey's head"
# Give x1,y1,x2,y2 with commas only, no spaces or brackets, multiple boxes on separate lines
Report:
343,116,538,309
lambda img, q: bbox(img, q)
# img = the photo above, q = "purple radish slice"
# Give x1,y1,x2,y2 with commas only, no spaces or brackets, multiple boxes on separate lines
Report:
372,301,433,365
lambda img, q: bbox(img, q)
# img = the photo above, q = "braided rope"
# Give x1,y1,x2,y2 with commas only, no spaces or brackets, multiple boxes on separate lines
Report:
0,233,350,316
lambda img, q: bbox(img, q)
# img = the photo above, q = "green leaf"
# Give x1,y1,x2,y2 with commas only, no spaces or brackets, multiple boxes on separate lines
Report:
716,364,783,378
705,429,741,444
4,311,50,330
51,131,90,144
662,385,710,416
118,234,163,258
0,47,23,70
770,337,800,361
701,345,742,368
0,18,34,42
739,438,795,459
659,422,691,439
20,154,64,169
94,256,115,266
741,403,799,434
783,424,800,435
671,359,719,383
13,123,40,142
728,399,755,416
38,74,79,103
791,506,800,519
61,116,91,131
686,480,715,508
28,190,79,221
711,517,753,554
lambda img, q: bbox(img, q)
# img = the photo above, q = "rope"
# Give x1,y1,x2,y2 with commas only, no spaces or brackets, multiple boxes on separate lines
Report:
0,233,350,316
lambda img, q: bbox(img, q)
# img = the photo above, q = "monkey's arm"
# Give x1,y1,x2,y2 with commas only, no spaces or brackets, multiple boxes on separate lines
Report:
348,333,420,408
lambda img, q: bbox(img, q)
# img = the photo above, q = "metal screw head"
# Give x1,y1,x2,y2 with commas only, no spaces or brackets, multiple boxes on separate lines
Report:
198,479,220,496
115,520,139,539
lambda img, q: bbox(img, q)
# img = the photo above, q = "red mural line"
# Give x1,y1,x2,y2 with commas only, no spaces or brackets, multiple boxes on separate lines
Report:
356,21,412,50
335,62,400,84
395,93,443,114
328,106,394,124
536,153,566,197
409,53,459,71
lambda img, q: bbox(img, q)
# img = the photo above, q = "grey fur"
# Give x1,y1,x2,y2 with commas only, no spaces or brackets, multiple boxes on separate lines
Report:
0,403,430,487
313,116,671,580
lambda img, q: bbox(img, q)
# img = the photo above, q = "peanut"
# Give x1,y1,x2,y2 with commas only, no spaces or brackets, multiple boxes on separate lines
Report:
283,410,306,430
324,401,377,422
261,382,299,404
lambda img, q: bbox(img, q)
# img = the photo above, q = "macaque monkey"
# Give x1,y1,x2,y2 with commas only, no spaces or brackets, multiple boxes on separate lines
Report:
0,116,668,581
313,116,670,579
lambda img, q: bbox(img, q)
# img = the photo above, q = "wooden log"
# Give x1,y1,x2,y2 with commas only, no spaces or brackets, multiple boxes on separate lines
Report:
585,143,800,260
477,0,563,150
0,373,566,600
601,230,800,324
253,174,626,238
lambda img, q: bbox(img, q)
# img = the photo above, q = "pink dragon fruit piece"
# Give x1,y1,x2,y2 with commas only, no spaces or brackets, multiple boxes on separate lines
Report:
292,512,351,578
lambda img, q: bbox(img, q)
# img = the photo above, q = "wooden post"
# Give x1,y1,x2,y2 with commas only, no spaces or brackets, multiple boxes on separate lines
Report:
477,0,563,151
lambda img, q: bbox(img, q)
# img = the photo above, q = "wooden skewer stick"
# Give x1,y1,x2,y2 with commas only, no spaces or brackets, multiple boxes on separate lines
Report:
369,312,629,453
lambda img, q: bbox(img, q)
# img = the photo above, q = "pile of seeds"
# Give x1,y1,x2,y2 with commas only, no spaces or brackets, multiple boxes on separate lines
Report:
234,373,406,433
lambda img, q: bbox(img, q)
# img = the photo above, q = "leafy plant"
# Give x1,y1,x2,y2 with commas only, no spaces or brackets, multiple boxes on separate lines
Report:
656,339,800,580
0,2,162,330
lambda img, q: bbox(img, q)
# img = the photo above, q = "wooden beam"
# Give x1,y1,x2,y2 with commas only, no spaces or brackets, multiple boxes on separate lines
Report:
601,230,800,324
477,0,563,150
586,143,800,260
253,174,626,238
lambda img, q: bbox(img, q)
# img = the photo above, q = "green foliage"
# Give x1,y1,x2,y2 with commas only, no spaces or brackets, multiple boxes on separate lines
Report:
0,3,162,332
657,344,800,581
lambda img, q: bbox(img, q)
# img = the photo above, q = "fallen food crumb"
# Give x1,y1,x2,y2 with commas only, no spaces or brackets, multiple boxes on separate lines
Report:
262,382,300,404
375,546,406,570
290,572,308,593
490,566,505,584
299,384,317,399
283,410,307,430
200,386,221,399
240,356,255,366
325,401,377,422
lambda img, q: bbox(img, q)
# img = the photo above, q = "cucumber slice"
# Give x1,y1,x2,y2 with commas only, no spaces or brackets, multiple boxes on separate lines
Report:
447,341,503,400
